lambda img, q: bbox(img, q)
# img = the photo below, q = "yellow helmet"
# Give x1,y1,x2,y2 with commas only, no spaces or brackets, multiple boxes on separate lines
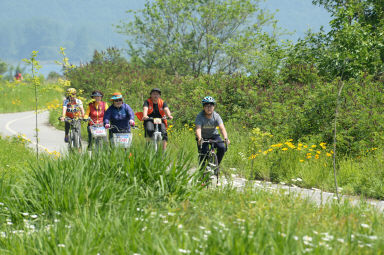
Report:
66,88,77,96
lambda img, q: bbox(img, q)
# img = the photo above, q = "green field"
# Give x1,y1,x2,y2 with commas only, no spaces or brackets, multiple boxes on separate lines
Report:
0,80,62,113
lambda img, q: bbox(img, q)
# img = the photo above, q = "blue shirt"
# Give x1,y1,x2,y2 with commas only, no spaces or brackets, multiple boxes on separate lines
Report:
103,103,134,132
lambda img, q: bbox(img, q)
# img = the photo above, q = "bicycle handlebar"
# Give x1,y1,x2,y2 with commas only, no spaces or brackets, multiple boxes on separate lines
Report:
107,124,136,133
199,139,228,150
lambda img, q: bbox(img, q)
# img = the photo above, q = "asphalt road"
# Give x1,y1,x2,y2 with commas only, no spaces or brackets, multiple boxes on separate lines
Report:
0,110,67,154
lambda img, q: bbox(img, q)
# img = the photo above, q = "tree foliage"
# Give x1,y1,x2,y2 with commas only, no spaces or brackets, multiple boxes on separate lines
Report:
290,0,384,80
118,0,283,76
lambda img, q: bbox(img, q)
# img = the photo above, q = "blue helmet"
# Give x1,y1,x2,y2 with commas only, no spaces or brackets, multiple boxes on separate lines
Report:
202,96,216,106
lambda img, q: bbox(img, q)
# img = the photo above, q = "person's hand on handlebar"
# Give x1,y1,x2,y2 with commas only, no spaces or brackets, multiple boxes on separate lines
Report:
59,116,65,122
129,120,135,126
105,123,110,129
143,115,149,120
167,115,173,120
224,138,230,146
197,137,202,146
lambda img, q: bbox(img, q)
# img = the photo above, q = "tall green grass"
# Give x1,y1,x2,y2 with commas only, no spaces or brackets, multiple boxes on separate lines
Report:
0,136,37,178
0,80,62,113
0,146,383,254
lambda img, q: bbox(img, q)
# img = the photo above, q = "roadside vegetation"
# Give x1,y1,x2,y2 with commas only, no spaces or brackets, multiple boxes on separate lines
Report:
1,0,384,253
0,79,62,113
0,144,383,254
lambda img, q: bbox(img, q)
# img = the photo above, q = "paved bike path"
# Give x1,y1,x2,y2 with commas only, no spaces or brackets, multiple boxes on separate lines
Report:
0,111,67,154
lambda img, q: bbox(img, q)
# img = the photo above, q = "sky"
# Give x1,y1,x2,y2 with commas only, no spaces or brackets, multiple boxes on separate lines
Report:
1,0,331,76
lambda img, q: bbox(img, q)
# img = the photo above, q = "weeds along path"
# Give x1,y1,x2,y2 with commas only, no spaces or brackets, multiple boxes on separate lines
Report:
0,111,66,154
216,175,384,212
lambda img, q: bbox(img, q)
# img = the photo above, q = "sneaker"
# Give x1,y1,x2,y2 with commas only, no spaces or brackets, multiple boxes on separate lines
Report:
64,136,69,143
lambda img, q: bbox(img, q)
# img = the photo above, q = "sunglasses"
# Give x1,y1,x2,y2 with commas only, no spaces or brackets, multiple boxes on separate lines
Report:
113,99,123,102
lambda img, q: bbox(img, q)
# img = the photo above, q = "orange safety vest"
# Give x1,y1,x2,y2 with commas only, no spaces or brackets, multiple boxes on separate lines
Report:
144,98,168,128
88,101,106,125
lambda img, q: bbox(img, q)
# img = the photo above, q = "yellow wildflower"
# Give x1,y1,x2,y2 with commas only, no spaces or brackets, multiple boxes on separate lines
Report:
299,159,304,163
282,148,288,151
326,153,332,157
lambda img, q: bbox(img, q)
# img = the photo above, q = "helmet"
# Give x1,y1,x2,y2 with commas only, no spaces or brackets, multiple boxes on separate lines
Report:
150,88,161,95
201,96,215,106
66,88,77,96
91,90,103,98
110,92,123,101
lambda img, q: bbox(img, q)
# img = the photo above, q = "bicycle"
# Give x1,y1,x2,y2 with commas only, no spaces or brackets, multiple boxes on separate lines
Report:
59,117,83,151
88,118,107,153
109,125,133,149
198,139,227,186
146,117,167,152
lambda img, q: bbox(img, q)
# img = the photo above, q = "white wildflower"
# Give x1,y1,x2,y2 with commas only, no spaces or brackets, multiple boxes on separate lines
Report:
57,244,65,248
361,223,369,229
178,249,191,254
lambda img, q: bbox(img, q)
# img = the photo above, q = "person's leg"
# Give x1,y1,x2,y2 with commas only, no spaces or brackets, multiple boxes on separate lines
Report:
87,126,92,150
144,120,155,146
161,123,168,150
214,136,226,165
64,122,70,142
197,140,209,165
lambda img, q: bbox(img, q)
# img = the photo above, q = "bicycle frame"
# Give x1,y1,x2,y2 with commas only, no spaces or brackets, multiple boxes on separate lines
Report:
63,117,82,151
88,118,107,152
147,117,166,152
199,139,226,185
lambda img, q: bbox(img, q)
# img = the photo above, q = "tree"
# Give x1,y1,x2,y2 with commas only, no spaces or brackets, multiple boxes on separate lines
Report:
117,0,281,76
294,0,384,80
0,59,6,76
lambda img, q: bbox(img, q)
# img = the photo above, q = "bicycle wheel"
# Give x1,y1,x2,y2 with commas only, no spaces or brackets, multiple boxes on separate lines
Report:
68,129,73,150
72,129,80,149
153,133,161,152
207,151,219,184
95,137,103,152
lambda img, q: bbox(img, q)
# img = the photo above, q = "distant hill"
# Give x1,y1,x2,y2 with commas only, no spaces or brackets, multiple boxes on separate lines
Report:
0,0,330,63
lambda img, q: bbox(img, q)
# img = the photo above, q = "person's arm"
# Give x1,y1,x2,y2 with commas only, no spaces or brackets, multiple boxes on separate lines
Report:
103,108,111,126
84,106,91,119
196,125,202,146
125,104,135,126
143,106,149,120
78,100,85,118
164,107,173,119
218,123,230,145
60,106,67,121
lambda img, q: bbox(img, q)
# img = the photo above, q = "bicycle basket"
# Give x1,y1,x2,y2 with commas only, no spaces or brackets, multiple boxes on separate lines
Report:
112,133,132,148
90,126,107,137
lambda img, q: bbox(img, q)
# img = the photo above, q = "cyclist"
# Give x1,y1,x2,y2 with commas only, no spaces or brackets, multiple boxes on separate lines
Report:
60,88,85,143
141,88,173,150
195,96,230,166
103,92,135,141
84,90,108,150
